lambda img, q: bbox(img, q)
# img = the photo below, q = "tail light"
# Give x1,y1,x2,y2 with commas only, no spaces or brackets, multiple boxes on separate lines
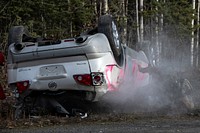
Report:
73,72,104,86
73,74,92,86
16,80,29,93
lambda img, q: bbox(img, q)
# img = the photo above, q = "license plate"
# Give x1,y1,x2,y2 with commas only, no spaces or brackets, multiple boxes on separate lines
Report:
39,65,66,77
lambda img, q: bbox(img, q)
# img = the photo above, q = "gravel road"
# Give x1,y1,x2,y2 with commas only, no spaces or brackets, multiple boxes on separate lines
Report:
1,113,200,133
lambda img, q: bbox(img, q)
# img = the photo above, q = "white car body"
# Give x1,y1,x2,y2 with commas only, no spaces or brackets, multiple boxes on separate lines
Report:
7,15,150,118
7,33,125,101
7,33,150,101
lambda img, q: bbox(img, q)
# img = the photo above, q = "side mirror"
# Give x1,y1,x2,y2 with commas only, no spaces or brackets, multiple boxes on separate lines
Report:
0,52,5,66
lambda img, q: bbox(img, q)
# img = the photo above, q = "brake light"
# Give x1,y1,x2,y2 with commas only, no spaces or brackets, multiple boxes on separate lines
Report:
73,73,104,86
16,80,29,93
73,74,92,86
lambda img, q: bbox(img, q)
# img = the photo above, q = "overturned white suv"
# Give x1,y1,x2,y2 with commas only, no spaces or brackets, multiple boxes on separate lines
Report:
7,15,149,118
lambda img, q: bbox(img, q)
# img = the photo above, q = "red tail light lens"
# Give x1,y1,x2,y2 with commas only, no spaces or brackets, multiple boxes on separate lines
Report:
73,74,92,86
16,80,29,93
73,73,104,86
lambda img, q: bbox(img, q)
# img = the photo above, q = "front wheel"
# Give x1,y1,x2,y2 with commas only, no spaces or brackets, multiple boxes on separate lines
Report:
8,26,31,46
98,15,122,65
180,79,195,110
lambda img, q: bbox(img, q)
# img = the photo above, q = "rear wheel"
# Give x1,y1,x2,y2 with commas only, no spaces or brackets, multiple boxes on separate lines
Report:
8,26,31,46
98,15,122,65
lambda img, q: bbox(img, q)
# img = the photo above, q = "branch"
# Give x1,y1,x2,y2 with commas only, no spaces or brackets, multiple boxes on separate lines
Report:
0,1,11,14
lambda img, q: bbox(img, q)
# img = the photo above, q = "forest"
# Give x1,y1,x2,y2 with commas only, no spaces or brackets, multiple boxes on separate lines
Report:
0,0,199,84
0,1,200,130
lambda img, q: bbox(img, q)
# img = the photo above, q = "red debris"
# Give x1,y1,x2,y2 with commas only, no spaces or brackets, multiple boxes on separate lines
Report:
0,84,6,100
0,52,5,66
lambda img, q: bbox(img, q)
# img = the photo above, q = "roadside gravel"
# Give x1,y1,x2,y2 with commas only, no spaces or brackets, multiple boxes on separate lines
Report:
1,113,200,133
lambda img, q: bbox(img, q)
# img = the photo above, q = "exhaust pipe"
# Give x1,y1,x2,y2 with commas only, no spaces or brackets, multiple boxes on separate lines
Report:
14,43,25,50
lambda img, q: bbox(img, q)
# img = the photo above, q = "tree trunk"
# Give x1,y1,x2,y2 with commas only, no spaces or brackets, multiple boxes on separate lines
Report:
94,0,98,22
68,0,73,37
155,0,160,66
102,0,108,15
160,0,164,62
41,0,46,38
191,0,196,67
96,0,101,18
196,0,200,68
139,0,144,42
136,0,140,42
119,0,128,45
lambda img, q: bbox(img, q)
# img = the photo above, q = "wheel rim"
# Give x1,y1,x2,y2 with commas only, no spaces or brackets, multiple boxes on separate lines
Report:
182,79,192,95
182,95,194,109
181,79,195,109
112,21,120,49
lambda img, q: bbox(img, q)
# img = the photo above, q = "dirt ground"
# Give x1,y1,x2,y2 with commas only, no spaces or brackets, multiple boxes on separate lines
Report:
1,97,200,133
1,112,200,133
1,93,200,133
1,70,200,132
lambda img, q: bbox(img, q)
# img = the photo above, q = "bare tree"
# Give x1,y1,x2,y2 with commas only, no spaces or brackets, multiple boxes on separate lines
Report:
67,0,73,37
41,0,47,38
119,0,128,45
93,0,98,22
102,0,108,15
155,0,160,66
196,0,200,68
139,0,144,42
96,0,101,17
136,0,140,42
191,0,196,67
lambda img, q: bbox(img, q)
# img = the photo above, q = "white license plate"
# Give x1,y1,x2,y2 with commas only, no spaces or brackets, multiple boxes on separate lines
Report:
39,65,66,77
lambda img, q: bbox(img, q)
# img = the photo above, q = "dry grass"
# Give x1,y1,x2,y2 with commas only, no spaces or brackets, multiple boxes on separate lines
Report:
0,52,200,129
0,99,14,128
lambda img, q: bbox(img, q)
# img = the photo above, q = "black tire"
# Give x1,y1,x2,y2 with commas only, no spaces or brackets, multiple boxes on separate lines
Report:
8,26,31,46
98,15,122,62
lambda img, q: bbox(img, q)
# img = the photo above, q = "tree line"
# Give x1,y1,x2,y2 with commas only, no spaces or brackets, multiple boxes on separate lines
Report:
0,0,199,69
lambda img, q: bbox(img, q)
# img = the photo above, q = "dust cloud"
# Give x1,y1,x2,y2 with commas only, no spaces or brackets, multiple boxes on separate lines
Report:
102,42,197,115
